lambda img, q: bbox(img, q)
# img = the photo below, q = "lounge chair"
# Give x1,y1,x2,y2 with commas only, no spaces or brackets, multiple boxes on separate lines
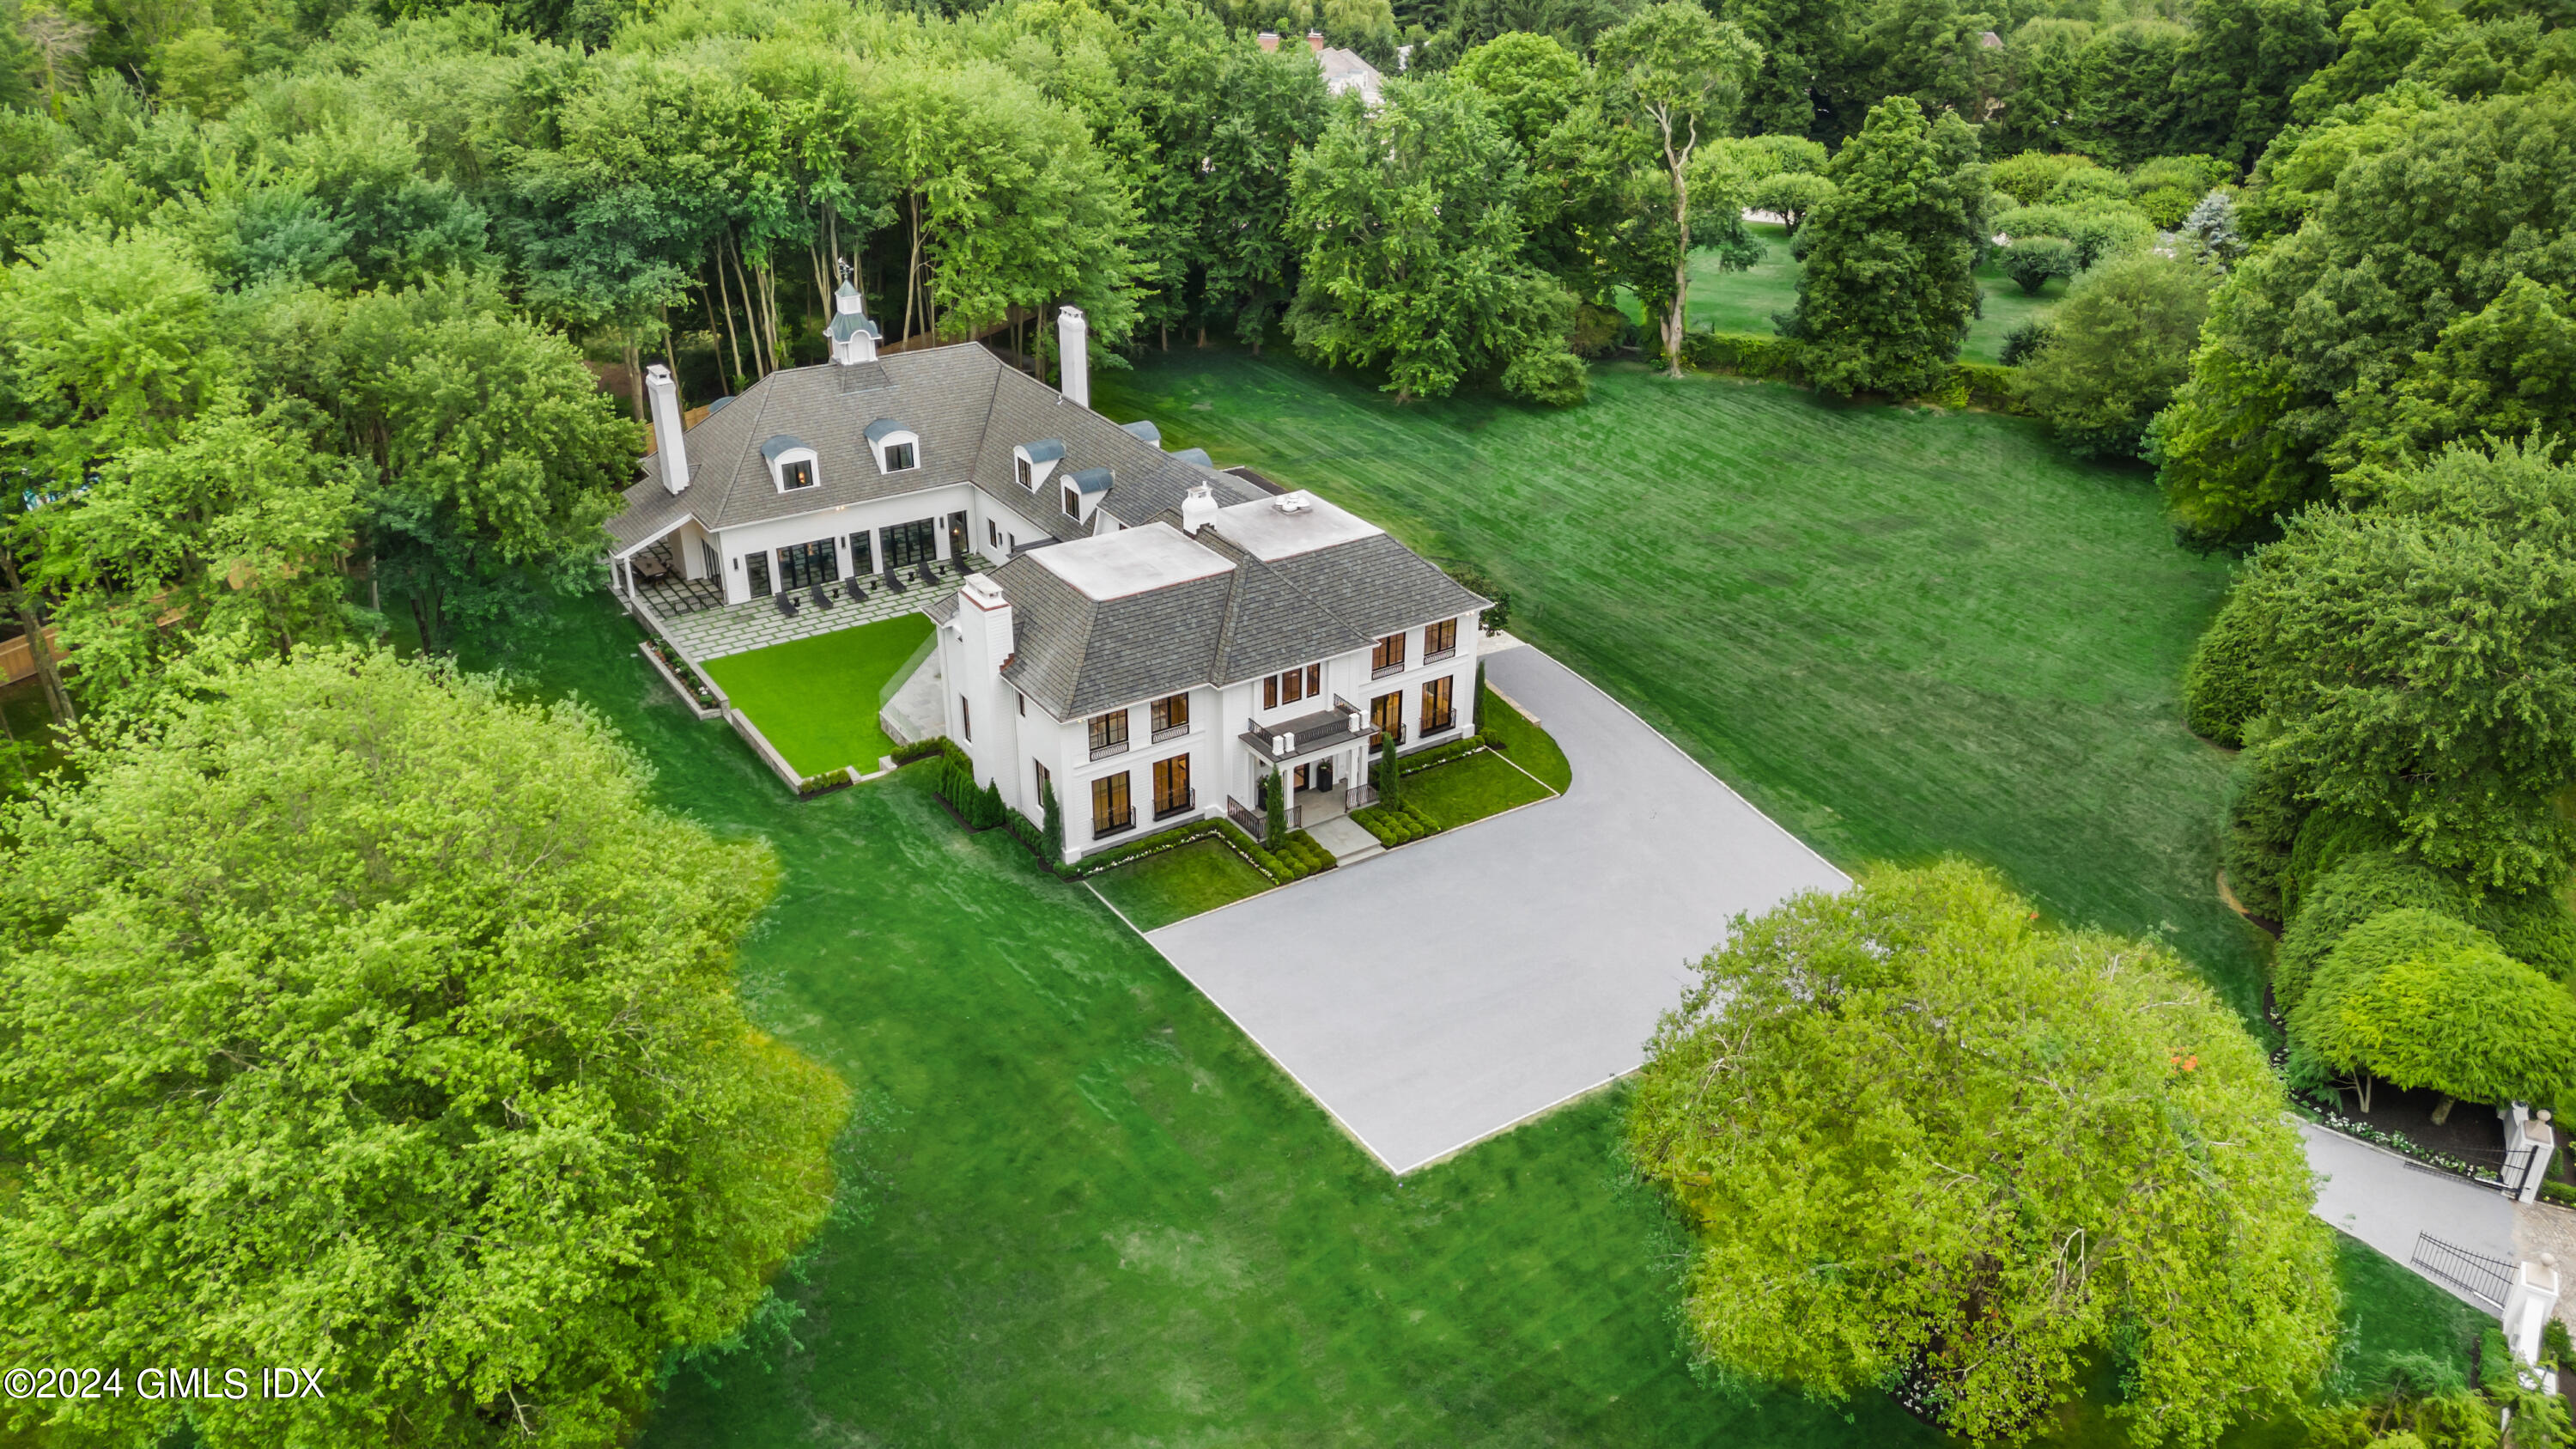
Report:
811,581,833,611
914,563,937,588
883,568,905,595
776,590,799,617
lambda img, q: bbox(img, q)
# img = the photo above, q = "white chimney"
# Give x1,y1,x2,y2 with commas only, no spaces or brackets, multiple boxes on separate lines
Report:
1181,482,1218,535
645,364,689,495
1056,306,1090,410
957,573,1014,679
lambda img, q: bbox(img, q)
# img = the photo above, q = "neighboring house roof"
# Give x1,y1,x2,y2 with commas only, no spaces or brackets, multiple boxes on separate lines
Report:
1318,47,1383,105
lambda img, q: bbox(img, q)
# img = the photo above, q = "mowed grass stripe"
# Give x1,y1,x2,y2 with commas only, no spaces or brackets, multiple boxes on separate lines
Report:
1101,350,2264,1016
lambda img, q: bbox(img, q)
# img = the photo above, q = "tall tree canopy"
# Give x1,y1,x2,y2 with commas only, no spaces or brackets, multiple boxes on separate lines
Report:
1627,861,2336,1447
0,648,847,1449
1286,75,1587,404
1787,96,1989,398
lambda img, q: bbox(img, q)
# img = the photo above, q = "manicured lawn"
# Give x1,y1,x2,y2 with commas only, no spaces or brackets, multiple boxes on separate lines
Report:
1087,836,1275,930
1401,749,1552,829
1478,680,1572,792
700,614,933,778
455,579,2427,1447
1096,347,2268,1023
1661,221,2068,364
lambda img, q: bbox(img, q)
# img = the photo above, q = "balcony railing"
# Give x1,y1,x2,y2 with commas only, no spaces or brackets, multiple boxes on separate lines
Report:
1092,812,1135,839
1370,657,1406,679
1346,782,1379,811
1088,736,1129,761
1154,788,1198,821
1424,644,1457,665
1150,721,1189,744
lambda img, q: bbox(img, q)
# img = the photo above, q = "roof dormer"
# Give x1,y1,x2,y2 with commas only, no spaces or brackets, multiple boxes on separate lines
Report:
1061,466,1112,527
761,434,819,493
865,417,919,474
1014,439,1064,493
1121,419,1162,446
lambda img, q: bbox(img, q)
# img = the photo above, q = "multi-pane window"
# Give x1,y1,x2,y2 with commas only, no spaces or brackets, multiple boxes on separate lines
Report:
1150,692,1189,739
1424,618,1458,661
883,518,939,568
847,530,875,575
987,519,1001,547
776,539,839,591
1091,772,1133,836
781,459,817,490
883,441,916,472
1063,484,1082,517
1421,675,1456,735
1262,664,1323,709
1370,690,1403,745
1371,630,1406,677
1152,754,1192,818
1034,760,1051,807
1088,709,1129,758
1016,455,1034,490
744,551,771,597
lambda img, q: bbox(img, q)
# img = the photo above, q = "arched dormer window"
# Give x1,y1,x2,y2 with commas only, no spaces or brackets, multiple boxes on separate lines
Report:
1014,439,1065,493
1062,466,1112,526
865,418,920,474
760,435,819,493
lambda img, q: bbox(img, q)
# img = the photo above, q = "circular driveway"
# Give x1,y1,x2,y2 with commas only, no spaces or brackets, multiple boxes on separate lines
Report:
1143,643,1849,1174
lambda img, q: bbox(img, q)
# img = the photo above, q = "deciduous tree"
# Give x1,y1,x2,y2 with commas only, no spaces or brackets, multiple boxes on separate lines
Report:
1628,861,2336,1446
0,648,847,1449
2290,908,2576,1113
1789,96,1989,399
2020,251,2214,460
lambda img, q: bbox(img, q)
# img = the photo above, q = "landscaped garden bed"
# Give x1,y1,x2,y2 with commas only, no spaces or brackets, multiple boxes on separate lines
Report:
1351,684,1564,849
638,635,722,718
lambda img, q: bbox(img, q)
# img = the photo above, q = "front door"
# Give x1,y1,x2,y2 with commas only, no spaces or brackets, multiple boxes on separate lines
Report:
947,510,969,563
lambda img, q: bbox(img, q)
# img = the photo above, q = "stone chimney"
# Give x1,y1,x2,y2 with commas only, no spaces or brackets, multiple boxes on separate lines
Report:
1182,482,1219,535
957,573,1014,681
1306,29,1324,52
644,363,689,496
1056,306,1091,410
1256,30,1279,50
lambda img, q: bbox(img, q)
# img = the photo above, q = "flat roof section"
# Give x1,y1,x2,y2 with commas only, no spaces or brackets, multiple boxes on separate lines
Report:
1028,521,1235,601
1210,491,1383,562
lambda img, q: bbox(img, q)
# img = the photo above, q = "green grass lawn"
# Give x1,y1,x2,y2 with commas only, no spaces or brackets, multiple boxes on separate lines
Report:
700,614,933,778
453,592,2464,1448
1402,749,1553,829
1097,347,2268,1023
1479,680,1573,792
1659,222,2068,365
1087,835,1276,930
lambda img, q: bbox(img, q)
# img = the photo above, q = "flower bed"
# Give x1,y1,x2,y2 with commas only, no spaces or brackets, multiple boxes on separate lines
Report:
638,636,722,718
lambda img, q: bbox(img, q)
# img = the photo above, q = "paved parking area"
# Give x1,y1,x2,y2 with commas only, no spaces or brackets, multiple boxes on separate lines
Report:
1146,644,1848,1174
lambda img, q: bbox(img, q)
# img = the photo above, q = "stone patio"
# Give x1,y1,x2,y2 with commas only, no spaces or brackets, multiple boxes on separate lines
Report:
628,551,994,664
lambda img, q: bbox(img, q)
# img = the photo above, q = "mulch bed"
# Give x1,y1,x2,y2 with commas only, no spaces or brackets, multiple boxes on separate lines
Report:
2312,1080,2512,1162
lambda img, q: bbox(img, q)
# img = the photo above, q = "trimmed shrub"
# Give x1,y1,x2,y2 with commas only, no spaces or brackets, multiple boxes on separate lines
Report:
1953,362,2026,414
1680,330,1803,381
2482,886,2576,981
2290,908,2576,1111
1998,319,2057,368
2221,762,2303,922
1503,347,1589,407
2181,585,2270,746
2284,810,2401,920
1998,236,2077,296
2275,851,2473,1012
1990,151,2102,207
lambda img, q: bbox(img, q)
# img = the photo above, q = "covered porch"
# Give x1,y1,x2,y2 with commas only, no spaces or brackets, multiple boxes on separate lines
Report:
616,533,993,665
1230,703,1381,832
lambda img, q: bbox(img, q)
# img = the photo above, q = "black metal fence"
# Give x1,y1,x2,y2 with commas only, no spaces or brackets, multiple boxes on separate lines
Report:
2410,1233,2516,1312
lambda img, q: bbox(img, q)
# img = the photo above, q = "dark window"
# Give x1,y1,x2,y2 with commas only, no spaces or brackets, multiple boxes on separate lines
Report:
1018,691,1026,716
1371,630,1406,677
959,695,972,741
1063,484,1081,517
1089,709,1128,758
1264,674,1278,709
883,518,939,567
1153,754,1193,818
745,551,771,598
1017,455,1034,490
780,458,816,490
1370,689,1403,745
883,441,916,472
1150,692,1188,739
848,531,875,575
1422,675,1455,734
1091,773,1133,836
701,540,720,577
1034,760,1051,805
1269,664,1321,708
1425,618,1458,661
1307,663,1321,697
987,520,1000,547
776,539,839,591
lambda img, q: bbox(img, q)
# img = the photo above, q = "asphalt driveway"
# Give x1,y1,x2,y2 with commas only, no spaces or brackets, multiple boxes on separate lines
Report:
1145,643,1848,1174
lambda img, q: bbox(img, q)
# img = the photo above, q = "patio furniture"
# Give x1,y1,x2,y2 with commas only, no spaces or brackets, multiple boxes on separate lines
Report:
883,568,905,595
914,563,937,588
632,554,670,581
810,581,833,612
776,590,799,617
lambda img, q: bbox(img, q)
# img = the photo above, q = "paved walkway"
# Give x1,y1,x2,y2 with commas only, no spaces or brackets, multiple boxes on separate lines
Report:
1146,643,1849,1174
2301,1122,2520,1311
637,554,993,663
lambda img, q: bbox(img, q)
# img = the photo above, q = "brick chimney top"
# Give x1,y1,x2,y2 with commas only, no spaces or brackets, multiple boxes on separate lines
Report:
1307,29,1324,52
1256,30,1279,50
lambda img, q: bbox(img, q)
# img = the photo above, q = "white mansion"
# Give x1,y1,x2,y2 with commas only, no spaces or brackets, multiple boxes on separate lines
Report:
607,294,1485,861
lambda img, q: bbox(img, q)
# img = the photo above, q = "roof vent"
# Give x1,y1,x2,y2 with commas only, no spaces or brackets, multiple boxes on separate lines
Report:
1273,490,1313,514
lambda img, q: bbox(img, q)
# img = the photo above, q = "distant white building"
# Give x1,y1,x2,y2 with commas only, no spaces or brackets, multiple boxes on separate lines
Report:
1259,28,1385,106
